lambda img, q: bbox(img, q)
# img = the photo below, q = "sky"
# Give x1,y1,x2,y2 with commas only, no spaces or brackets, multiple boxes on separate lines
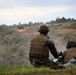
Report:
0,0,76,25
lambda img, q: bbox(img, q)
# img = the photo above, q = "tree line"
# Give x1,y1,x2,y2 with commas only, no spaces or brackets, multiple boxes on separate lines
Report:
46,17,76,24
0,17,76,29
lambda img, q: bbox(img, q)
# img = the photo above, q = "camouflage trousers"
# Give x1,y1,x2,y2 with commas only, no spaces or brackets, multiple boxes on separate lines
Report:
29,57,54,67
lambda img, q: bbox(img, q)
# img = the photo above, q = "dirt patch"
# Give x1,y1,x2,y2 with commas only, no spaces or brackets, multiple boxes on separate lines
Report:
58,28,76,35
16,27,30,32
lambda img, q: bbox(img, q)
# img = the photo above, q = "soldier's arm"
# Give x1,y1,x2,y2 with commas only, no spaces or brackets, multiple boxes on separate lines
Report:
46,39,58,58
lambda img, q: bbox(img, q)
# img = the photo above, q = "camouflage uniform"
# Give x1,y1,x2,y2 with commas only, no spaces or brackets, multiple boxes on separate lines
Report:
63,41,76,63
29,24,58,67
63,48,76,63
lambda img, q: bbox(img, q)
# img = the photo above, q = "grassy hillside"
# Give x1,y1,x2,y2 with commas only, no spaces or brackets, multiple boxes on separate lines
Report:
0,65,76,75
0,22,76,65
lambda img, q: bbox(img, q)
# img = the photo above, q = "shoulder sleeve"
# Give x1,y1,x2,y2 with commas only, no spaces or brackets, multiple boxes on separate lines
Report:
46,39,58,58
46,39,54,45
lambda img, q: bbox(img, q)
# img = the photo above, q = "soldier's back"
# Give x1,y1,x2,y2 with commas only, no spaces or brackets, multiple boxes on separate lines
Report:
63,47,76,63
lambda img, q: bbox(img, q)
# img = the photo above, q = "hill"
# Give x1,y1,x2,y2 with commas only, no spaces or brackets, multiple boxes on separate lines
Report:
0,22,76,65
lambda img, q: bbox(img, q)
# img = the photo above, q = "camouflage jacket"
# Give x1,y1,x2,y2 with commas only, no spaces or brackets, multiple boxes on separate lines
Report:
63,47,76,63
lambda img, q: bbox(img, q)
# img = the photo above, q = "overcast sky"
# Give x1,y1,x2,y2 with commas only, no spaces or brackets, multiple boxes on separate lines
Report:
0,0,76,25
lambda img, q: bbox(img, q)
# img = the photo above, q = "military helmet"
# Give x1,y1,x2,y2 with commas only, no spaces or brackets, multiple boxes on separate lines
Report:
38,24,49,32
66,41,76,49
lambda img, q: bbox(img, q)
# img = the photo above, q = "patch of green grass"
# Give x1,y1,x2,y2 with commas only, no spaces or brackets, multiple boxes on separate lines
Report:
63,22,76,29
0,65,76,75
